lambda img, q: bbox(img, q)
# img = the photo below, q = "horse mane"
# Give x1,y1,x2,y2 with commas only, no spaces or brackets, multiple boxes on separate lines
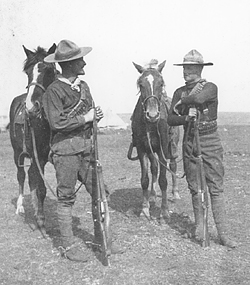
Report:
23,46,48,72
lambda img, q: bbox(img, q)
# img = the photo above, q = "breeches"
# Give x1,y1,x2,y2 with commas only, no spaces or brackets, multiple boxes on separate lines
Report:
183,130,224,196
53,152,92,205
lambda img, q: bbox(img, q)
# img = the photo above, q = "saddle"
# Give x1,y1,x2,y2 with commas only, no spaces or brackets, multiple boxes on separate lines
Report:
14,101,26,125
13,100,32,167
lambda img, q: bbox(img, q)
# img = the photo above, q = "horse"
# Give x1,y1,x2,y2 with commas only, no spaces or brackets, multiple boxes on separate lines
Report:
9,43,57,235
128,60,180,220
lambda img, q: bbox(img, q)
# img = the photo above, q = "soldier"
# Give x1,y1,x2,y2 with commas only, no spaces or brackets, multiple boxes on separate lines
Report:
167,49,237,248
43,39,124,262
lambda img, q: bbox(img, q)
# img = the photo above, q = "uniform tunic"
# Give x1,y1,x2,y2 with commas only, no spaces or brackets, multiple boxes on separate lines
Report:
167,79,225,196
42,78,94,204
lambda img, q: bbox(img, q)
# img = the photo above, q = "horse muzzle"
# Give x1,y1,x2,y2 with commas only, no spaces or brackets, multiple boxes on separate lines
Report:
145,110,160,123
143,96,161,123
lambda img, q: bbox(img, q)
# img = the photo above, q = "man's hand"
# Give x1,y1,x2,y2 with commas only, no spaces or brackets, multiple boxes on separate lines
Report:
173,99,182,115
84,108,95,123
84,107,104,123
95,106,104,122
185,107,197,121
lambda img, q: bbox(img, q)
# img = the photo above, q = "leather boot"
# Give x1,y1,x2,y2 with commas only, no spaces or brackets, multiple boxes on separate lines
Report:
57,203,90,262
211,194,237,248
192,193,204,241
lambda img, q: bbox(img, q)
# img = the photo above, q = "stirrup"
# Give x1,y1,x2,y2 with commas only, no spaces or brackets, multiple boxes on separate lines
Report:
18,151,32,167
127,142,138,161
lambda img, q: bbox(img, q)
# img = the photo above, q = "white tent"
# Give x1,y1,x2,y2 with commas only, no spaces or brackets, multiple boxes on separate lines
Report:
98,108,128,130
0,115,9,132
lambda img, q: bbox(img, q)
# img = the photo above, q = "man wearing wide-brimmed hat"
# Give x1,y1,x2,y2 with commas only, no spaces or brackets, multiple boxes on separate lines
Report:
167,49,237,248
42,40,124,262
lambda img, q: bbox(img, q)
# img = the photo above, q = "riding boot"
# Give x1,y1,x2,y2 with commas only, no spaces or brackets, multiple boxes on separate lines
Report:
57,203,90,262
191,193,204,241
210,194,237,248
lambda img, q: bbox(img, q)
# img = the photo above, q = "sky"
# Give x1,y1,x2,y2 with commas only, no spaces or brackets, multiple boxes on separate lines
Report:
0,0,250,116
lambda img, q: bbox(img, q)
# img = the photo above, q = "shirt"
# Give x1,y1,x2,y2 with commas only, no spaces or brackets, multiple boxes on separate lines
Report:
167,80,218,127
42,79,94,155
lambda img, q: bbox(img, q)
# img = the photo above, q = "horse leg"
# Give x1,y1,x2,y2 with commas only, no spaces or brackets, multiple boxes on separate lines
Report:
28,161,47,235
169,158,181,200
138,152,151,219
14,152,26,214
158,156,169,219
148,153,158,205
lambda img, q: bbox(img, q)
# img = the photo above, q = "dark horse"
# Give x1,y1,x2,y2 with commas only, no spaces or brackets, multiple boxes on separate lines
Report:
128,60,180,219
9,44,57,235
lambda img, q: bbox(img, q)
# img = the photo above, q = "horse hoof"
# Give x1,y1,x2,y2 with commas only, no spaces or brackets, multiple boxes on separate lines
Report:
140,208,151,220
173,192,181,200
16,206,25,215
37,226,48,238
161,210,170,220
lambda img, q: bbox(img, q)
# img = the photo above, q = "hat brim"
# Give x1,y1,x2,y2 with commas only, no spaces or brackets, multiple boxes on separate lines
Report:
174,62,213,66
44,47,92,63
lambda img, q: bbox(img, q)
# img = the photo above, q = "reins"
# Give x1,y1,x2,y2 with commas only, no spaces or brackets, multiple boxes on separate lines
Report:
22,89,91,199
142,95,161,121
30,125,57,198
145,121,184,179
30,118,92,199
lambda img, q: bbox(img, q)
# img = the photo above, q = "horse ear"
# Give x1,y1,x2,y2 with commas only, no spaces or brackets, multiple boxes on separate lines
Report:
48,43,57,55
133,62,145,74
157,60,166,73
23,45,34,58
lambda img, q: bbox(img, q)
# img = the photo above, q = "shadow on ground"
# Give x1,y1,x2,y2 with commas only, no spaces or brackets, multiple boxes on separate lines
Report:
10,195,109,264
109,187,196,242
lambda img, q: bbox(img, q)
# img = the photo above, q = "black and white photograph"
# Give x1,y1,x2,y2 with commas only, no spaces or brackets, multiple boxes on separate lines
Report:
0,0,250,284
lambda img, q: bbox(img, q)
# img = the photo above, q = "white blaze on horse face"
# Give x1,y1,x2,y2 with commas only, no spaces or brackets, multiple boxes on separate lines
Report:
25,63,40,110
146,74,154,95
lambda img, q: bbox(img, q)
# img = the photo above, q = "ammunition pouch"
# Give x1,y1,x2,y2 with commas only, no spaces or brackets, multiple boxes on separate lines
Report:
187,120,217,137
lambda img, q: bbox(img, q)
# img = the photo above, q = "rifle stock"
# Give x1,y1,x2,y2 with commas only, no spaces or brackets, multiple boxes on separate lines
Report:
91,108,112,266
194,111,210,247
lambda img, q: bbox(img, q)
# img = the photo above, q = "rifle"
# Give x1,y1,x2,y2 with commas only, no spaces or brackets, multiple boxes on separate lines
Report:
90,107,112,266
193,110,210,247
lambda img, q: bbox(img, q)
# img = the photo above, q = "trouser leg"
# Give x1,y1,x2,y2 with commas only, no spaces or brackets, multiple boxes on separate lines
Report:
54,154,79,247
191,193,204,240
210,193,237,248
57,203,74,247
54,154,91,262
79,155,125,255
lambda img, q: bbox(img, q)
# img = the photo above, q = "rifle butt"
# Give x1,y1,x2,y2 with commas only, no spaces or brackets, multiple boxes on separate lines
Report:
91,162,112,266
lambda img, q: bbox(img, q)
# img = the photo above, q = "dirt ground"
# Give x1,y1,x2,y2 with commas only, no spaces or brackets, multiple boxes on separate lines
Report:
0,114,250,285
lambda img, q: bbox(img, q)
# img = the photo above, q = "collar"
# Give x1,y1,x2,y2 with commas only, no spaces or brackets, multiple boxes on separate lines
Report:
58,75,81,92
185,78,206,90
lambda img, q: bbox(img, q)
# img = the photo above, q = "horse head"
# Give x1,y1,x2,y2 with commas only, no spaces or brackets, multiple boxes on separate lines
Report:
23,44,57,116
133,59,166,123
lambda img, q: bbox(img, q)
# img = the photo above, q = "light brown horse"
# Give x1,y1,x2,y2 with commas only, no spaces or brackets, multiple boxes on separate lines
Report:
128,60,180,220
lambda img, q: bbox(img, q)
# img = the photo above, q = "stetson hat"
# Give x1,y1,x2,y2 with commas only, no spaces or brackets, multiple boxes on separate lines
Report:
174,49,213,66
44,39,92,63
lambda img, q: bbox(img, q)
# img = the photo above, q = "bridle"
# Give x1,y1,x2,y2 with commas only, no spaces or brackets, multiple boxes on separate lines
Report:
26,79,48,117
27,82,46,92
142,94,161,122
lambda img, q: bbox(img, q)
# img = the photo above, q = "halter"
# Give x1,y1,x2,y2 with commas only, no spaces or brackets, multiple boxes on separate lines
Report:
27,82,46,92
142,94,161,122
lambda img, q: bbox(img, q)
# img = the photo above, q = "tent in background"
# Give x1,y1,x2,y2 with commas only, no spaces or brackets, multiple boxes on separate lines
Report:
0,115,9,132
98,108,128,130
